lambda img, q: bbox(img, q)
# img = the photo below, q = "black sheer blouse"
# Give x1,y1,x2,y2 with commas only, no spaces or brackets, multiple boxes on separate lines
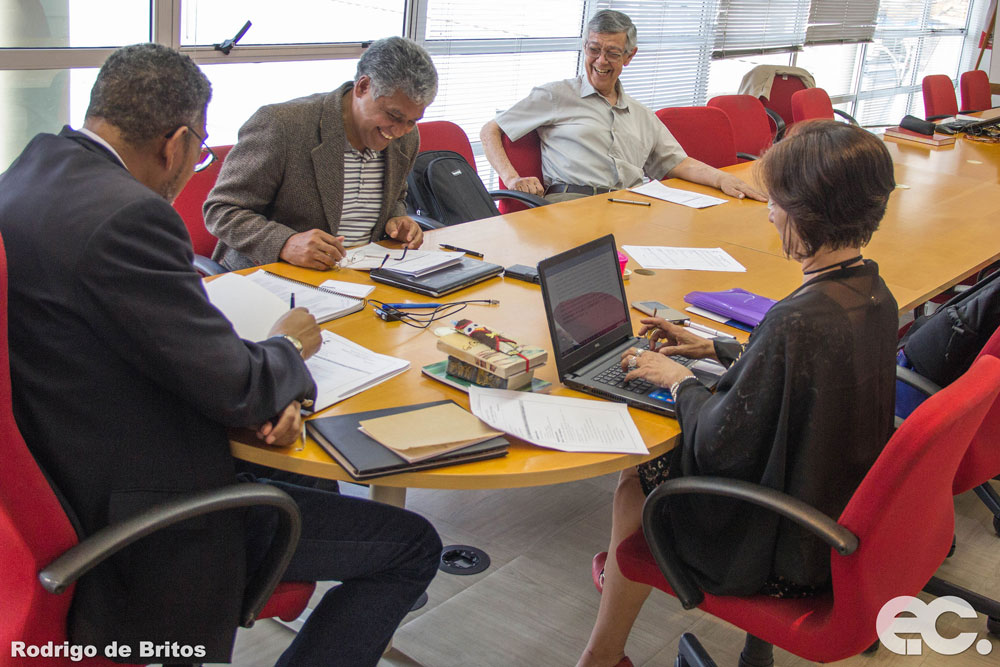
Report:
644,261,898,596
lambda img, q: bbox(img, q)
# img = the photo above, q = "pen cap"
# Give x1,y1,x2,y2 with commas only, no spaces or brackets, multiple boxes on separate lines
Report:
616,251,628,276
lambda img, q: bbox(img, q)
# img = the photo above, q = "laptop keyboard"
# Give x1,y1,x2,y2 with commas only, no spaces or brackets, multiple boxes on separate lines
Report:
592,341,690,395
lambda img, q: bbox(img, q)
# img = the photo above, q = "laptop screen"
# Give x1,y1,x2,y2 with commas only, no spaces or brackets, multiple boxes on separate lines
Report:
538,235,634,377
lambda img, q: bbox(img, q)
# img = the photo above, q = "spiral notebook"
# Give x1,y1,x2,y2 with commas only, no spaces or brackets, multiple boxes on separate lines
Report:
247,270,366,322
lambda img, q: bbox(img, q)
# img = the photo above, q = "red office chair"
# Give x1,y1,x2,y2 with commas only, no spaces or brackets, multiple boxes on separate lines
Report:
498,130,544,214
922,74,960,121
617,354,1000,666
762,72,809,130
411,121,547,227
172,145,232,276
707,95,780,159
654,106,740,169
960,69,992,112
0,231,315,667
790,87,860,125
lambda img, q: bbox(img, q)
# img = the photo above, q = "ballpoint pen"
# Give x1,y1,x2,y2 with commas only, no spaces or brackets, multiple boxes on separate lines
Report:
608,198,651,206
438,243,484,258
382,303,442,309
687,321,736,338
290,293,295,309
297,419,307,452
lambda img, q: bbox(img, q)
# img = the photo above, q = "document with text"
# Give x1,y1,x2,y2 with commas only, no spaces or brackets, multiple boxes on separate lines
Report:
622,245,746,272
629,179,727,208
306,331,410,412
468,387,648,455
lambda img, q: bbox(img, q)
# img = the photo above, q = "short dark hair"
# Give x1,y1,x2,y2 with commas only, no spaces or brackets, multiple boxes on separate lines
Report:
86,43,212,146
759,120,895,257
356,37,438,107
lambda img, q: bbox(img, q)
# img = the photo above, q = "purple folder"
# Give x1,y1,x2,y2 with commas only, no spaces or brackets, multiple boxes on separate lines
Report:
683,288,777,328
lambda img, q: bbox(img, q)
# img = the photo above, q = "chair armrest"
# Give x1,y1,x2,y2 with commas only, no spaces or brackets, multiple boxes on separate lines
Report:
736,152,759,161
834,109,860,126
409,212,447,230
193,254,227,277
488,189,550,209
641,476,858,609
765,108,786,142
38,482,302,628
895,365,942,397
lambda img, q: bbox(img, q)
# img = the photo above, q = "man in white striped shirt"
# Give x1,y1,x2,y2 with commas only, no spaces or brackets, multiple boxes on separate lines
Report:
206,37,436,271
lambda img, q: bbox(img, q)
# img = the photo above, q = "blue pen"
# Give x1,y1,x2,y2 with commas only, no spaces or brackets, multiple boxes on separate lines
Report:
383,303,441,309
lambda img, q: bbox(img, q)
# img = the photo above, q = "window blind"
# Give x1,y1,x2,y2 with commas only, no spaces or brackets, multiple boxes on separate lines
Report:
713,0,809,58
594,1,719,108
805,1,880,45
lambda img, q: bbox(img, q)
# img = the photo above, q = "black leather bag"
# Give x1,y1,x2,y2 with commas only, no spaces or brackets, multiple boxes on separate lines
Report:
406,150,499,226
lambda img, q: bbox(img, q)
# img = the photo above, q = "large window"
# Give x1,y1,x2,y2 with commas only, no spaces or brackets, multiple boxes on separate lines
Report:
0,0,992,172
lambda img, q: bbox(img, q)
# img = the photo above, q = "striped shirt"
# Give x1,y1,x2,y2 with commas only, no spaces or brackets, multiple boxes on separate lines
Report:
339,147,385,246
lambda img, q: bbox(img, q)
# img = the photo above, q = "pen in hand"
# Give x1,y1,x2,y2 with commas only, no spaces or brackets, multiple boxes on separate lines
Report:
439,243,484,258
290,293,295,309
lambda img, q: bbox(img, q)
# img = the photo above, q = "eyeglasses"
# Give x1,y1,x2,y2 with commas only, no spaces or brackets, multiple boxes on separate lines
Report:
185,126,217,173
584,43,626,63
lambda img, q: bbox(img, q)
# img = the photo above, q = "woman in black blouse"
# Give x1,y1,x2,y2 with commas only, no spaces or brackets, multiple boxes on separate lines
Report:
578,120,899,667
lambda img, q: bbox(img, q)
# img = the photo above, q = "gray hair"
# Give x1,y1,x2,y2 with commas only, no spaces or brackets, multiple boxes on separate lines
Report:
585,10,637,55
355,37,438,107
86,43,211,146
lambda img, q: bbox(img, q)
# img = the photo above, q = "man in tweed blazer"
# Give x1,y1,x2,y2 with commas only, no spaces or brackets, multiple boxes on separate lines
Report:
205,37,437,271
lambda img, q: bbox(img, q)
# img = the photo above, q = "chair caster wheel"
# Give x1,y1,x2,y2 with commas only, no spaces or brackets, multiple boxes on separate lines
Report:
863,640,879,655
987,616,1000,638
992,514,1000,537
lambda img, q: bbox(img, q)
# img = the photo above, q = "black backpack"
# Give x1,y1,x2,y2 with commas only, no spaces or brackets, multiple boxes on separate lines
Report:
900,268,1000,386
406,150,500,226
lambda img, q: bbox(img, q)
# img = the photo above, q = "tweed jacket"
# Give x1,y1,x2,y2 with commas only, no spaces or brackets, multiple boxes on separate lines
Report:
205,81,419,270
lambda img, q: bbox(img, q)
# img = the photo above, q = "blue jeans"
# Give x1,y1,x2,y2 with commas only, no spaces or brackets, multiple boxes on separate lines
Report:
244,477,441,666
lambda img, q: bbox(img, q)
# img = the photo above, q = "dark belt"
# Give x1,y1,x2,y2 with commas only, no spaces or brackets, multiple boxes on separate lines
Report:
544,183,613,196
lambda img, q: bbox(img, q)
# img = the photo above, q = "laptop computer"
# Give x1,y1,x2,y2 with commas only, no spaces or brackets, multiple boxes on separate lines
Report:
370,257,503,297
537,234,725,417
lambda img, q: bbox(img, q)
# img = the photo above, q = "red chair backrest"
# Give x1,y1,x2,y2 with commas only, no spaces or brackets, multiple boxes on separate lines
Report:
416,121,477,172
953,325,1000,493
654,106,738,169
960,69,991,112
172,145,232,257
0,233,105,665
707,95,773,158
790,88,836,123
498,130,543,214
922,74,959,119
762,73,809,127
831,354,1000,644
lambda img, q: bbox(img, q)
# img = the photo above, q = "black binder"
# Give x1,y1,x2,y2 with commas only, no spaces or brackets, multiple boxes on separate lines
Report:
370,257,503,297
306,400,509,480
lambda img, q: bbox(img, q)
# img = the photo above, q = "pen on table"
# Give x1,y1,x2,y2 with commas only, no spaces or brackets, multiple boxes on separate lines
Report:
382,302,442,309
290,293,295,309
608,198,651,207
438,243,484,258
297,419,307,452
687,321,735,338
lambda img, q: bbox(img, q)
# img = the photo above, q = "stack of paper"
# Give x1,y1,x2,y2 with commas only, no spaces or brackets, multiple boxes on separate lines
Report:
358,403,503,463
341,243,463,274
306,331,410,412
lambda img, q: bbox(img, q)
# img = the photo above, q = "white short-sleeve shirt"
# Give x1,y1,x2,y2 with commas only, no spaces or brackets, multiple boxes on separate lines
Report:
496,75,686,190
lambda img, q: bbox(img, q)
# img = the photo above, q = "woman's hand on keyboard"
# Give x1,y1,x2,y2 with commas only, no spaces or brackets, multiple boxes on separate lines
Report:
637,319,717,360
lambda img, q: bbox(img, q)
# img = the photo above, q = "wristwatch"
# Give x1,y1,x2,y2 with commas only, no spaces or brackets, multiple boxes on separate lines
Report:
280,334,304,357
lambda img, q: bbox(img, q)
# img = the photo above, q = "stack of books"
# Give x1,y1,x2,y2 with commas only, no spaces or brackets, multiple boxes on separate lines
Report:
422,320,550,392
883,126,956,147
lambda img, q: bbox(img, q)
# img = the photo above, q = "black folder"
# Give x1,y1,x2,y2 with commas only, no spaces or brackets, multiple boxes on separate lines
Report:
306,400,509,480
370,257,503,297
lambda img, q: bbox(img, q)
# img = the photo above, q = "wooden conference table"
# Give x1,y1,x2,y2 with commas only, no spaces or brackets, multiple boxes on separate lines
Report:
230,133,1000,505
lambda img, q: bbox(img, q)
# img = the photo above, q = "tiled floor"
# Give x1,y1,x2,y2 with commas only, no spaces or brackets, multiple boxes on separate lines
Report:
215,475,1000,666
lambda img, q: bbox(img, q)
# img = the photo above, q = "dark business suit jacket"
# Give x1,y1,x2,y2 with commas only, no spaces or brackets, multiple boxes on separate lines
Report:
0,128,316,661
205,81,420,270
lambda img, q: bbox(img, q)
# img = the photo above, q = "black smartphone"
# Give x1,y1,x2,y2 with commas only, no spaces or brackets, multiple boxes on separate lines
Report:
504,264,540,284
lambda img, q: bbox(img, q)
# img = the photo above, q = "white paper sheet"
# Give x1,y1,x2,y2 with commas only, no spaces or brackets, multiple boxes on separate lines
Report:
629,179,727,208
340,243,463,272
203,273,287,341
306,331,410,412
319,279,375,298
622,245,746,272
468,387,648,455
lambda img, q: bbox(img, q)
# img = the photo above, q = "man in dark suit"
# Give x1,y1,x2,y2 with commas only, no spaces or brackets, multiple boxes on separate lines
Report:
0,43,440,666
